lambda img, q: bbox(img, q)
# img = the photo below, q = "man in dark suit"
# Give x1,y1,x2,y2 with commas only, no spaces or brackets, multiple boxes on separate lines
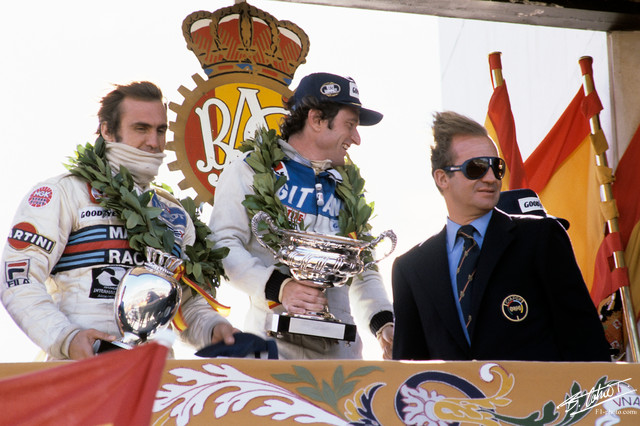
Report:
392,111,610,362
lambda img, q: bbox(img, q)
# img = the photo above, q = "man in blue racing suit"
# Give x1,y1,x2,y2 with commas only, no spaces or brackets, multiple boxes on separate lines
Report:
210,73,394,359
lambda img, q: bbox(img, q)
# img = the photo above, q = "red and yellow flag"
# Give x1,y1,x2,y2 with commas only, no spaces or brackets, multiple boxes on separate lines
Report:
487,55,630,353
485,52,528,190
613,123,640,320
523,59,604,290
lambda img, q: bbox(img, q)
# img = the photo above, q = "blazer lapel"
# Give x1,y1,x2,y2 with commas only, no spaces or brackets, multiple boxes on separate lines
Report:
413,227,470,353
468,209,515,338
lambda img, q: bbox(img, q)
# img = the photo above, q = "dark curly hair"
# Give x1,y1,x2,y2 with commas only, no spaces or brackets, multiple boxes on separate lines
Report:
280,95,342,140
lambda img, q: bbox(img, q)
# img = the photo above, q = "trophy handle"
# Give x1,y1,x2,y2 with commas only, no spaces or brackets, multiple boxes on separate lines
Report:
251,211,282,257
363,230,397,269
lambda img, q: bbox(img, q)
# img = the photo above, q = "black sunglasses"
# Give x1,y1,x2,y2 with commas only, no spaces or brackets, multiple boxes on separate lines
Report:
443,156,506,180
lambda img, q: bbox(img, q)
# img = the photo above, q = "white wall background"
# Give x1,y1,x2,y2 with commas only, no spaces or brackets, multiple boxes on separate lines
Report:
0,0,608,362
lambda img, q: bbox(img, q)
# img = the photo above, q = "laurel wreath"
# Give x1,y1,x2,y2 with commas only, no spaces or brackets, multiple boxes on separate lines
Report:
239,127,377,270
64,137,228,296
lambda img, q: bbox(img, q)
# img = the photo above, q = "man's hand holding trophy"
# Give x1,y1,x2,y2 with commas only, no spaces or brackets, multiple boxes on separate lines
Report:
251,211,396,342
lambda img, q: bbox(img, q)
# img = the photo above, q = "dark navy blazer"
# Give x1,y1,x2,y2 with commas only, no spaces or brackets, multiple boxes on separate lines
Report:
392,209,610,362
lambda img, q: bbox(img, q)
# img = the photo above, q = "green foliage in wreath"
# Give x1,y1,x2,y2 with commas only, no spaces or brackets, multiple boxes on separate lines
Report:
239,127,377,271
64,136,228,296
239,128,292,249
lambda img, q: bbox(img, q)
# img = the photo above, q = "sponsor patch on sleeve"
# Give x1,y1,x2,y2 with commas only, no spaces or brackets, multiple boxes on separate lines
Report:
518,197,544,214
8,222,56,253
28,186,53,208
5,260,31,287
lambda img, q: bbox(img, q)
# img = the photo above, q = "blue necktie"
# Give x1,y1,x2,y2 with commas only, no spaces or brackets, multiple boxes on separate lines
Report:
456,224,479,330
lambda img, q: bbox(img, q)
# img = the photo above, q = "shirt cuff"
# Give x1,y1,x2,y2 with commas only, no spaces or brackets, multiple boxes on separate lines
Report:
264,269,291,303
278,278,294,303
369,310,394,335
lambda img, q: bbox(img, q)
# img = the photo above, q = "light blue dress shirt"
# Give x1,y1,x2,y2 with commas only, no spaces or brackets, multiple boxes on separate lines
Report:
446,210,493,344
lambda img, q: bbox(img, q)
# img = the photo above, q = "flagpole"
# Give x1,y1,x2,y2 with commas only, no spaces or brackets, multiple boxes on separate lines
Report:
489,51,504,88
580,56,640,361
488,51,527,190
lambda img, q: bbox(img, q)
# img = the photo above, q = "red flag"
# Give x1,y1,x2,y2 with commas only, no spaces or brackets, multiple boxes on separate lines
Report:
485,52,528,190
590,125,638,309
613,123,640,320
0,342,168,426
613,124,640,248
591,232,629,307
524,88,594,193
524,56,624,353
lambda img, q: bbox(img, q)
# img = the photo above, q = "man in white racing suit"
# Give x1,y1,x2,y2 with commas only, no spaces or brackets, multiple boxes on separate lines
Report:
1,81,235,360
210,73,394,359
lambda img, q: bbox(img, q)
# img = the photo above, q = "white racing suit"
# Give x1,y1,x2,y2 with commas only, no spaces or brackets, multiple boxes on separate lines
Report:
1,173,228,360
210,139,393,359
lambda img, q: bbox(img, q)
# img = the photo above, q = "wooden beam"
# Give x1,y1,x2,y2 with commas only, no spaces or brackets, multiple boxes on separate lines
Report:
273,0,640,31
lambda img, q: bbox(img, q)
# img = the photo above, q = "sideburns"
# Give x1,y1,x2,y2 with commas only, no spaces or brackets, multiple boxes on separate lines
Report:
326,116,335,130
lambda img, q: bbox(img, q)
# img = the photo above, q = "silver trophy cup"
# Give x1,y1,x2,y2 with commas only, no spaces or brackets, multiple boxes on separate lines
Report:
251,211,396,342
94,247,183,353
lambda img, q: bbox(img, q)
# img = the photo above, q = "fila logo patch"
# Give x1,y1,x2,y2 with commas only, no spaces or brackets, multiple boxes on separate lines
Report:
5,260,30,287
8,222,56,253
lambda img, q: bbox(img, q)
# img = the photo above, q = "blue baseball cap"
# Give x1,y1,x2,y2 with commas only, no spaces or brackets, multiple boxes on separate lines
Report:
290,72,383,126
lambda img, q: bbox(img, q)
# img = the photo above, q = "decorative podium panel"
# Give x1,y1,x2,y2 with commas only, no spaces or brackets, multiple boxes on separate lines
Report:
1,359,639,425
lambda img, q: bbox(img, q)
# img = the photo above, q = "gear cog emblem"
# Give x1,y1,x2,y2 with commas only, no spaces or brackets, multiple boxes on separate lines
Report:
167,4,309,204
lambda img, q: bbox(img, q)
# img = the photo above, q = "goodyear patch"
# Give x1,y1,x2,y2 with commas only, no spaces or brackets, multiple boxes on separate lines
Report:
78,206,118,222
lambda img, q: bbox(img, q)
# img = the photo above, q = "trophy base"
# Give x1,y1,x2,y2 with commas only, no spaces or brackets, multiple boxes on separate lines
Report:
93,339,133,354
267,313,357,342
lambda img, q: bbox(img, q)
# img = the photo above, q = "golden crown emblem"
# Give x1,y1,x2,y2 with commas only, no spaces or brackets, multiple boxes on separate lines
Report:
182,2,310,86
169,2,310,204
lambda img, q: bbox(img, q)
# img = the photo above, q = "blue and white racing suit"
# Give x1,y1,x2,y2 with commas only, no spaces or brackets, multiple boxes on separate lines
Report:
210,139,393,359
